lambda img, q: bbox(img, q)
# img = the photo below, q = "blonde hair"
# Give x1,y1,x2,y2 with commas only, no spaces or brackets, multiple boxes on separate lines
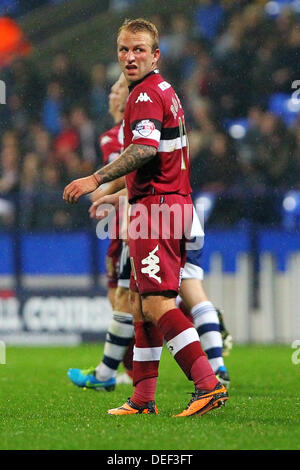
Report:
118,18,159,52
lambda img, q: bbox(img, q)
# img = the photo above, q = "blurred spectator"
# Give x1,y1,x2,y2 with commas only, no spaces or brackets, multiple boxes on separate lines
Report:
35,162,65,228
271,22,300,94
160,14,189,60
8,93,28,135
50,52,90,110
0,141,19,226
250,112,294,188
70,106,98,169
191,132,241,192
19,152,41,229
89,63,109,133
0,144,19,195
54,113,80,162
8,59,44,119
110,0,136,11
193,0,226,42
42,81,63,135
21,152,41,192
62,151,87,185
188,98,217,151
289,124,300,189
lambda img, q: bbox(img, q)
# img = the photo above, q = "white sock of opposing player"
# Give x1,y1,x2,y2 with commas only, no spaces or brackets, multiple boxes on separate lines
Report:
95,312,134,381
191,301,225,373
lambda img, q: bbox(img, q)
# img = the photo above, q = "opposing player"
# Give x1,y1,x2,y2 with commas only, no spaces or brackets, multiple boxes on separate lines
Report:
63,18,228,417
96,75,126,309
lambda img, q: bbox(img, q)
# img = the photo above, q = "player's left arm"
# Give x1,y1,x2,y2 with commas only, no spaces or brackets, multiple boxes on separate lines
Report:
63,144,156,204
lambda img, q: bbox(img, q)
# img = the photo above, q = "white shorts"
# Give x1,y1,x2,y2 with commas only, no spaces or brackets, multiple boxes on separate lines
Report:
182,261,204,280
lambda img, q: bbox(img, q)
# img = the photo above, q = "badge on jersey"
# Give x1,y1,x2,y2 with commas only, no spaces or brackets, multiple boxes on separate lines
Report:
135,92,153,103
135,120,156,137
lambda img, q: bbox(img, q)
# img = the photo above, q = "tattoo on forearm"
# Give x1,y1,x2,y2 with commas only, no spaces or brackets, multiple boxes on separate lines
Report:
94,144,156,185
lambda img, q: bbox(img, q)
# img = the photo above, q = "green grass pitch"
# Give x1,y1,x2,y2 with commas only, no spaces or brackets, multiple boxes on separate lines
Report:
0,344,299,450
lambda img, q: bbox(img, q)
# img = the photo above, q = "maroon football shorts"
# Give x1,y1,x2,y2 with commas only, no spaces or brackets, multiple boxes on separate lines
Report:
129,194,193,295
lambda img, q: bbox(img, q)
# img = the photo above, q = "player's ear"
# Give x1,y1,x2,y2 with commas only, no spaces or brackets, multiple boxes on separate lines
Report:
152,48,160,66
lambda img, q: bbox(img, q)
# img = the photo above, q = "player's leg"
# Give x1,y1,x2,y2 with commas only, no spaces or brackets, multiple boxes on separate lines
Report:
108,194,228,416
114,243,135,384
179,277,230,387
107,287,117,310
94,285,134,384
107,290,162,415
67,243,134,391
93,243,134,385
216,307,233,357
108,268,227,415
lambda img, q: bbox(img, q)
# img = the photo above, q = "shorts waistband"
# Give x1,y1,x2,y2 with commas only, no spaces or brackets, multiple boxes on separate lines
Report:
129,192,190,204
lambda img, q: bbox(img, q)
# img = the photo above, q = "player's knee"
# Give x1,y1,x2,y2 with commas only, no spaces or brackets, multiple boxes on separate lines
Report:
141,293,177,324
114,286,129,312
141,299,160,325
107,288,116,309
128,290,144,322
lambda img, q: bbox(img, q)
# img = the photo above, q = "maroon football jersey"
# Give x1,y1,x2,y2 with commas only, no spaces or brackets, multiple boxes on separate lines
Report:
99,123,123,165
123,70,192,202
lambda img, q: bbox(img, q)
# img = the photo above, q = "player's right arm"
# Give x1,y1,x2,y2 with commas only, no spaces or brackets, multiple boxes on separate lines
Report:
90,176,125,203
93,143,157,185
63,143,156,204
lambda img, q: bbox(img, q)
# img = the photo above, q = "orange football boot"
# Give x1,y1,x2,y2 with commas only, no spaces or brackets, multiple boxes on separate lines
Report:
107,399,158,415
173,382,228,417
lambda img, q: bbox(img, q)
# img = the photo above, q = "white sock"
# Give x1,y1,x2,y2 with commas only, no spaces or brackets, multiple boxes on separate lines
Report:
95,312,134,381
191,301,224,372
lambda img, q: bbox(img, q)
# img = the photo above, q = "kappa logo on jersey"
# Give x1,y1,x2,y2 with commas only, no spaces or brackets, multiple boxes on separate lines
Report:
135,92,153,103
141,245,161,283
135,119,156,137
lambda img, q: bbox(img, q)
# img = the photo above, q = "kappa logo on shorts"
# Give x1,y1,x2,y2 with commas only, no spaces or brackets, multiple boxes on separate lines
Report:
141,245,161,284
135,92,153,103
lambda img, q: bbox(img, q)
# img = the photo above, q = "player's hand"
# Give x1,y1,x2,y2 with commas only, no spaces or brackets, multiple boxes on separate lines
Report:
63,175,99,204
89,193,121,219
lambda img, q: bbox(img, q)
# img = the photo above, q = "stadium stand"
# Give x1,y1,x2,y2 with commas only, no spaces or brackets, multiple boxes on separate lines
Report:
1,0,299,231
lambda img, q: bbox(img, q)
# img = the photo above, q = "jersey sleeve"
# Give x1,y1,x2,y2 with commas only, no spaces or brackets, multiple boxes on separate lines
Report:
99,125,123,165
128,88,163,149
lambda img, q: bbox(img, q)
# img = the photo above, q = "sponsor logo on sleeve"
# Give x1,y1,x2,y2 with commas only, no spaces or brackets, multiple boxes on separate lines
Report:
135,120,156,137
158,81,171,91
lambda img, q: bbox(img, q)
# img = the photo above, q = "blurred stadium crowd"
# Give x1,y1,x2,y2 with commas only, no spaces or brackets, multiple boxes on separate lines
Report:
0,0,300,230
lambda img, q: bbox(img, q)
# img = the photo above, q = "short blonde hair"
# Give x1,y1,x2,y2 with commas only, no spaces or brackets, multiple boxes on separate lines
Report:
117,18,159,52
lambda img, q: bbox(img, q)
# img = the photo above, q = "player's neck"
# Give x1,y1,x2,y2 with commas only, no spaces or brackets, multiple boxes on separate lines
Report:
128,68,159,92
114,112,123,124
